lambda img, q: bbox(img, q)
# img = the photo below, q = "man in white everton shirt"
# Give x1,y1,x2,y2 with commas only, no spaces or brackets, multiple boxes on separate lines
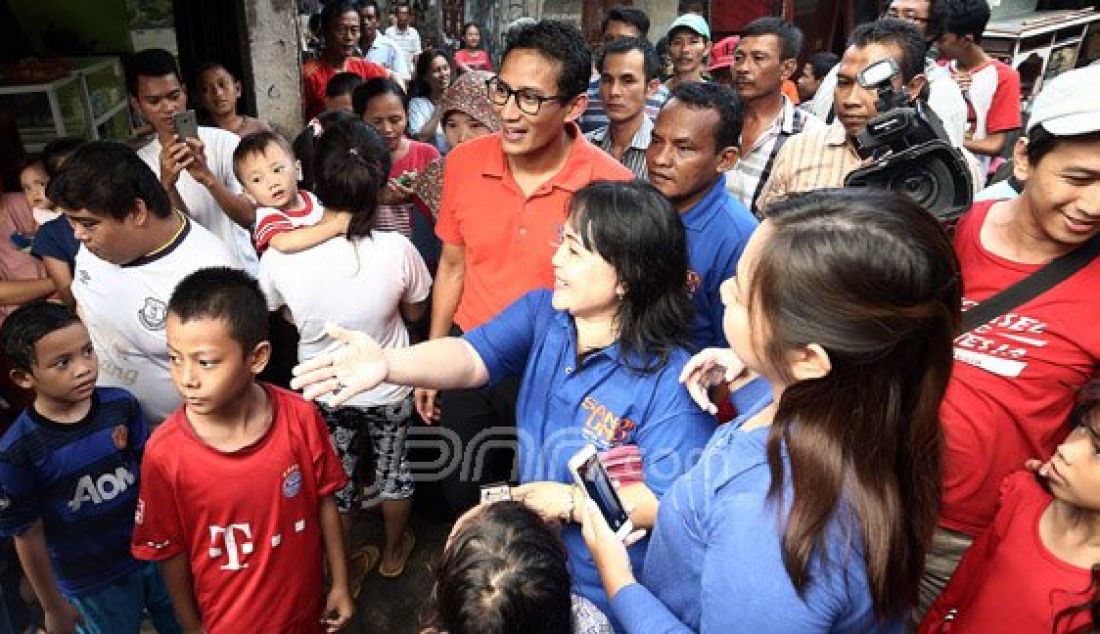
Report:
48,142,241,424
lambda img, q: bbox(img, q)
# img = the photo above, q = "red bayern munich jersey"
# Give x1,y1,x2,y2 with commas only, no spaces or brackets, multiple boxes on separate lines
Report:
132,384,347,633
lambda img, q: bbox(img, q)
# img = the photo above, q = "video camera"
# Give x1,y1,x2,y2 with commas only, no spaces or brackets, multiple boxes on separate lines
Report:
843,58,973,220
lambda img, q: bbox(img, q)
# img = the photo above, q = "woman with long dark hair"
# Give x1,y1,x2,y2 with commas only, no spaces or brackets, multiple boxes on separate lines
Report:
582,188,961,631
291,180,716,627
408,48,454,153
259,118,432,589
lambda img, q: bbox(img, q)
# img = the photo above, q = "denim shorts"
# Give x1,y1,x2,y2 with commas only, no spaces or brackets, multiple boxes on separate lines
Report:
65,561,180,634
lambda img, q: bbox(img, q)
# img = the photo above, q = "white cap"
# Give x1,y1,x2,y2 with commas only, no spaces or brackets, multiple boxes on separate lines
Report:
667,14,711,41
1027,65,1100,136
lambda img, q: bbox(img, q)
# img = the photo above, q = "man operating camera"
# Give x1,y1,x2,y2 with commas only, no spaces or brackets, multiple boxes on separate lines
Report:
757,18,972,215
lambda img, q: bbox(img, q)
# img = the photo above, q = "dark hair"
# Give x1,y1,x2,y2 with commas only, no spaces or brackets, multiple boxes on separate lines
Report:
1,302,81,372
741,17,804,61
394,1,411,13
421,502,573,634
924,0,950,41
1024,124,1100,167
18,155,44,178
1054,565,1100,633
668,82,743,151
168,267,269,353
677,0,706,15
47,141,171,221
411,49,454,99
751,188,959,618
312,119,390,239
569,181,692,372
292,109,359,191
41,137,85,179
942,0,991,42
232,131,295,181
326,71,365,99
360,0,380,16
598,36,660,82
353,77,408,117
601,6,651,39
126,48,181,97
321,0,359,34
806,50,840,80
461,21,483,48
194,60,238,86
503,20,592,101
848,18,927,83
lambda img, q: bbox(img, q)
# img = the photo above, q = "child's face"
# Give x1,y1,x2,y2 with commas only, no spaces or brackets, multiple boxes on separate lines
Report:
15,323,98,405
238,143,300,210
166,314,266,418
20,163,50,210
198,66,241,117
362,93,408,153
1043,408,1100,510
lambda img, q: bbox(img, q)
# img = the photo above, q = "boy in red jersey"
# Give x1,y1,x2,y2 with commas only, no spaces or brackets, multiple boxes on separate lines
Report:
131,267,352,633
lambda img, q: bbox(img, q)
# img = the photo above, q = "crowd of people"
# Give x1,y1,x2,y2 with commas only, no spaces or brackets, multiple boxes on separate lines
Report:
0,0,1099,632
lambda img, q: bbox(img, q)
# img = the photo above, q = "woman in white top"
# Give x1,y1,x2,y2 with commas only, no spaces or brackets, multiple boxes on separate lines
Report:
408,49,454,154
258,119,431,587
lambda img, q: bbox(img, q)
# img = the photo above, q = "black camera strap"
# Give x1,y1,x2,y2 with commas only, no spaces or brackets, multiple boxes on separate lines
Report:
961,233,1100,334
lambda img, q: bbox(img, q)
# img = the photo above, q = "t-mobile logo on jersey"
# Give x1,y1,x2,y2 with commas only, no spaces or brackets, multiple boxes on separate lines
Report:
209,523,254,571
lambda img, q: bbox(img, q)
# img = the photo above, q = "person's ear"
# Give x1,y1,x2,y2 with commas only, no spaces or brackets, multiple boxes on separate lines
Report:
248,340,272,376
645,78,660,98
9,368,34,391
234,80,243,99
787,343,831,382
716,145,740,172
780,58,798,81
905,73,927,102
563,92,589,124
1013,136,1031,182
295,159,304,183
130,198,150,227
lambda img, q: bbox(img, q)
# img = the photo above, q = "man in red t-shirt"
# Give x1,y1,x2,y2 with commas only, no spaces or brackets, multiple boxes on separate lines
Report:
302,2,391,121
421,20,632,515
917,65,1100,619
132,269,351,633
936,0,1022,176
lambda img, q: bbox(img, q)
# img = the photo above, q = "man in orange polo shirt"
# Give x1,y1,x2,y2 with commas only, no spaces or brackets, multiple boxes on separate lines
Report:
421,19,632,515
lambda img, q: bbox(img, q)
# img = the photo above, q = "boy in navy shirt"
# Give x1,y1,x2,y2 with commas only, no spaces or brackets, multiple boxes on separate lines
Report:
0,302,179,634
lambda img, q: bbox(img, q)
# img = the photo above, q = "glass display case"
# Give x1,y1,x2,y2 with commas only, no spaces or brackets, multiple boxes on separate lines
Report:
0,56,131,152
0,73,89,151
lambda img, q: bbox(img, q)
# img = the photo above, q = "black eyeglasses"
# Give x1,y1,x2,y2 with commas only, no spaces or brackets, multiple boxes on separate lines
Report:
884,8,929,23
485,77,567,116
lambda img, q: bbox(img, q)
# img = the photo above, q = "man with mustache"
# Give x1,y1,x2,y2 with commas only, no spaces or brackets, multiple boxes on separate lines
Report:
756,19,929,213
724,18,823,216
664,14,711,92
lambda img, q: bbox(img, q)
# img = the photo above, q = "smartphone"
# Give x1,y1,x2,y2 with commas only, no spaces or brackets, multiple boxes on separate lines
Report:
172,109,199,141
568,445,634,540
479,482,512,505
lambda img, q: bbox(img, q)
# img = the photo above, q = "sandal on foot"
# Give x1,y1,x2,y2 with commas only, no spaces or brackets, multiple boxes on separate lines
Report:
349,544,380,598
378,532,416,579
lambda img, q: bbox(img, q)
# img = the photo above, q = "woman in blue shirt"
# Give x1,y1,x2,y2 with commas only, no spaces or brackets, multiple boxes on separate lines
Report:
581,188,962,632
291,180,716,624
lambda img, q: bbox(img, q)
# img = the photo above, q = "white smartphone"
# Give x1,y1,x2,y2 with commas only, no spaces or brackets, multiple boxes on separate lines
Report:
568,445,634,540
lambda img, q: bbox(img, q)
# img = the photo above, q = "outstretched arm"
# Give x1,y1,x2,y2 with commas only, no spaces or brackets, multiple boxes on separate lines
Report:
290,324,490,406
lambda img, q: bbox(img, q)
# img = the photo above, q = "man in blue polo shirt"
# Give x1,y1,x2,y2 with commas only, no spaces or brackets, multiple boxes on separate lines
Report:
647,82,758,351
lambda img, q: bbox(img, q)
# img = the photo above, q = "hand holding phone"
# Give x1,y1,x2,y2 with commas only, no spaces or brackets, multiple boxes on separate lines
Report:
569,445,634,541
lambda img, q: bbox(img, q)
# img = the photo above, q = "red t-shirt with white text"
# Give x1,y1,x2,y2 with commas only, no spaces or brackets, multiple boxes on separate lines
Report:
131,384,347,634
939,200,1100,536
921,473,1093,633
